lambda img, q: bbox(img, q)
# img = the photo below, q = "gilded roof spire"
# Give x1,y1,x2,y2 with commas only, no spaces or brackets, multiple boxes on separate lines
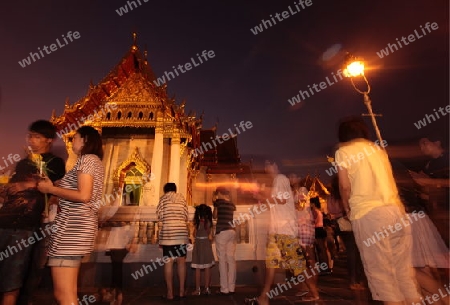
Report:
144,45,148,66
132,32,138,51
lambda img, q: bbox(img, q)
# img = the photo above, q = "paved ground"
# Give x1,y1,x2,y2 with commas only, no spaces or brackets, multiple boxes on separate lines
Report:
32,253,383,304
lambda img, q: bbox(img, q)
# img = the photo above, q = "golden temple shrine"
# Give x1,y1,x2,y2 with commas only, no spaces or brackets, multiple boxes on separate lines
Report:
50,33,201,207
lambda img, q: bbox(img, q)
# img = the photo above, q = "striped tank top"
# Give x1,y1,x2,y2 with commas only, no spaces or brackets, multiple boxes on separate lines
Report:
48,154,104,256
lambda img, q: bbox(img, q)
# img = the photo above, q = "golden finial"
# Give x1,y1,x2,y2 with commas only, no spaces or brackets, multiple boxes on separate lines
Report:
64,97,70,108
50,109,56,120
132,32,138,51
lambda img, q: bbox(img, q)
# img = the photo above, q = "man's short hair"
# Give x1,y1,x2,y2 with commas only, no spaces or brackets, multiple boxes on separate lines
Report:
216,187,230,196
163,183,177,193
420,135,447,148
29,120,57,139
338,116,370,142
265,160,276,166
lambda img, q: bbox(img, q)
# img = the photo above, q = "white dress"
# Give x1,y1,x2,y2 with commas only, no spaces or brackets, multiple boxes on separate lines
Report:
410,213,449,268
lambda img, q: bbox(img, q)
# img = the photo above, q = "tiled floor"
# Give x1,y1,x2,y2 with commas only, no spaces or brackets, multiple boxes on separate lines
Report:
33,253,383,304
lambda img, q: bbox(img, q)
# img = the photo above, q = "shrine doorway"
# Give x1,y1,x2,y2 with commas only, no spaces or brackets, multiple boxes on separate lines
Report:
122,165,143,206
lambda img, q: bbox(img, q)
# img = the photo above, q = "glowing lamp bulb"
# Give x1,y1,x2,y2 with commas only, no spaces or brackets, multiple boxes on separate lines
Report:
344,61,365,77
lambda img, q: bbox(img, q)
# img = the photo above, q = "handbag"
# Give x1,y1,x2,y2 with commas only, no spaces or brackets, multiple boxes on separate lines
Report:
337,217,352,232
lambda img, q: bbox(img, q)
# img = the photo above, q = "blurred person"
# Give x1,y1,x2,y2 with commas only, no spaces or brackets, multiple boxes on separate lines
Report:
326,180,345,253
0,120,65,305
245,160,305,305
288,173,301,202
410,136,449,244
310,197,332,275
156,183,189,300
335,116,421,305
329,175,366,290
392,160,449,305
294,186,320,301
411,136,449,199
38,126,104,305
288,177,311,297
213,187,236,295
97,190,139,305
323,213,337,272
325,219,339,275
414,137,449,182
191,204,215,296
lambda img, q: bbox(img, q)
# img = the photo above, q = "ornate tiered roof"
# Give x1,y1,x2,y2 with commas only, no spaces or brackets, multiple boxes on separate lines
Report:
49,33,250,180
50,33,201,142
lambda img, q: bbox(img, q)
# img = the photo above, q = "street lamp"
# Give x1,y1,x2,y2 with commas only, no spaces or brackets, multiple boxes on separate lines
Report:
343,53,385,148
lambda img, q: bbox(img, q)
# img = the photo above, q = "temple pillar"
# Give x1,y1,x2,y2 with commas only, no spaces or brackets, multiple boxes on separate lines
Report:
169,135,181,187
179,143,188,199
150,127,164,205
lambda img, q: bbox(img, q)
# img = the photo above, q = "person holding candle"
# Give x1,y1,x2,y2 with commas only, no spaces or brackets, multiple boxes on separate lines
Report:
0,120,65,305
38,126,104,305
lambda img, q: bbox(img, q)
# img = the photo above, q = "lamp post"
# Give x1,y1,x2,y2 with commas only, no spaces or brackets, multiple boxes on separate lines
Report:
343,54,385,148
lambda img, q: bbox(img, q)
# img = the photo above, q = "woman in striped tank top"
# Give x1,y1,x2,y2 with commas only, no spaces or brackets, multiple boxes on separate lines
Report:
38,126,104,305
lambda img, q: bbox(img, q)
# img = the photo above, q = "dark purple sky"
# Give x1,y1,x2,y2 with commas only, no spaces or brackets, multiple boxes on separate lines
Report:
0,0,448,179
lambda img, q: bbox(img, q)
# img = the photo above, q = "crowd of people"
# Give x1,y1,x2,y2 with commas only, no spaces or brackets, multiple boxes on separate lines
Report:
0,117,448,305
247,117,449,305
156,184,238,300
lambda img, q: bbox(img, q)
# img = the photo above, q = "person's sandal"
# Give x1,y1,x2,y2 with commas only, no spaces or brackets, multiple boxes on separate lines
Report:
192,288,201,296
203,287,211,295
244,297,259,305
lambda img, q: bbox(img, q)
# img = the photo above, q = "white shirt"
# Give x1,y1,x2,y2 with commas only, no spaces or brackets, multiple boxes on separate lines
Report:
269,174,298,236
335,139,402,220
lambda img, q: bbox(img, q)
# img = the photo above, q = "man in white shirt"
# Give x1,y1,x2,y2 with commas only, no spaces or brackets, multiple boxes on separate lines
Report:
335,117,421,305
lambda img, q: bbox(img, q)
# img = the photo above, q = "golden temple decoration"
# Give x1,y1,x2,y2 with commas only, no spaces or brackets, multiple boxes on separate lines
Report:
180,141,188,156
108,74,157,105
51,109,56,121
113,147,151,188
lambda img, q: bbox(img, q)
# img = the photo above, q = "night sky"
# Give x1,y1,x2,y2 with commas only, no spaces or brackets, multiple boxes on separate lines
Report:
0,0,448,181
